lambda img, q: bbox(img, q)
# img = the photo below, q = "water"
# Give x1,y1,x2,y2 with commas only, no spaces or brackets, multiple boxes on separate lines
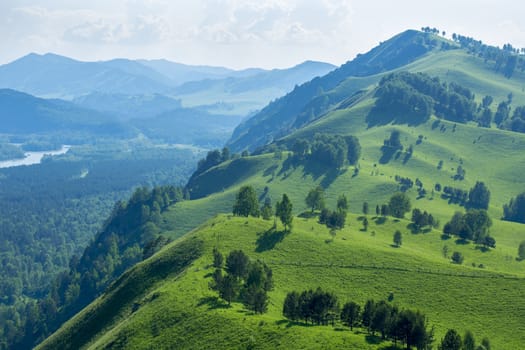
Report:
0,145,71,169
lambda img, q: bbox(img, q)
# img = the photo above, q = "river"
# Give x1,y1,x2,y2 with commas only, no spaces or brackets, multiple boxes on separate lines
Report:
0,145,71,169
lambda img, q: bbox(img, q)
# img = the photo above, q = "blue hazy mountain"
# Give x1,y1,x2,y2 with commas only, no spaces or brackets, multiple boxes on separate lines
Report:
73,92,183,120
0,88,130,135
137,59,266,84
0,53,173,99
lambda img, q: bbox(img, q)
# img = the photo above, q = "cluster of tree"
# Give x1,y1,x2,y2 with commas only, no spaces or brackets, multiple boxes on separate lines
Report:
395,175,414,192
467,182,490,210
284,293,434,349
372,193,412,219
282,288,339,325
439,328,491,350
502,105,525,133
291,133,361,168
441,181,490,209
210,249,273,313
503,192,525,224
0,146,197,350
411,209,438,232
232,185,293,231
421,27,444,36
318,192,349,230
385,130,403,150
451,32,525,79
442,186,468,205
388,193,412,218
443,210,495,248
372,72,480,125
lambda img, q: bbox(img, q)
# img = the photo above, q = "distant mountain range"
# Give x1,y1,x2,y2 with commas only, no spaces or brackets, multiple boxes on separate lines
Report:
0,88,130,136
0,54,335,112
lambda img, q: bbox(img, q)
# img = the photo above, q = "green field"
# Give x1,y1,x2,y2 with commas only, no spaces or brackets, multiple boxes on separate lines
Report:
38,212,525,349
37,32,525,349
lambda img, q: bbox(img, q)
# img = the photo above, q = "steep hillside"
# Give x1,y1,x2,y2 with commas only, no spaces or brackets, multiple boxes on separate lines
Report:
227,29,525,152
227,29,449,152
38,213,525,349
36,29,525,350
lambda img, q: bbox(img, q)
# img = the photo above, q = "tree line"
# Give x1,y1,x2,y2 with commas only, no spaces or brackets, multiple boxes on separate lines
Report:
291,133,361,169
283,289,434,349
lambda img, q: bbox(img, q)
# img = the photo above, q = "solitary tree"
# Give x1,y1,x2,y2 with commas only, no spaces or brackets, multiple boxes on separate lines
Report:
518,240,525,261
467,181,490,210
276,194,293,231
219,274,239,305
362,202,369,216
481,337,491,350
213,247,223,268
375,205,380,216
451,251,464,264
283,291,300,321
305,186,325,212
363,217,369,231
337,194,348,211
389,192,411,218
463,330,476,350
393,230,403,247
439,329,462,350
233,185,260,217
226,250,249,279
260,197,273,220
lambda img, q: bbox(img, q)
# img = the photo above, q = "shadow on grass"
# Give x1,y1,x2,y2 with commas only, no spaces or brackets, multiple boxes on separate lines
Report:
390,244,401,248
475,245,491,253
406,223,432,234
197,296,230,310
455,238,470,245
298,211,318,219
275,319,314,329
365,334,382,345
441,234,452,240
255,228,288,252
374,217,387,225
379,345,403,350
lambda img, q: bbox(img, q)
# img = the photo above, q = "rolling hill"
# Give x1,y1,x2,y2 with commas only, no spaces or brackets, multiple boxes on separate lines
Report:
36,29,525,349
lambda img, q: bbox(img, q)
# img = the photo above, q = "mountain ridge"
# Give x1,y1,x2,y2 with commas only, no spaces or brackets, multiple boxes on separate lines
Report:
22,28,525,350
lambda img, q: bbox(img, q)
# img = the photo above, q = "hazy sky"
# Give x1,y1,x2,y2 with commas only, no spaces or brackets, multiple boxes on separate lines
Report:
1,0,525,69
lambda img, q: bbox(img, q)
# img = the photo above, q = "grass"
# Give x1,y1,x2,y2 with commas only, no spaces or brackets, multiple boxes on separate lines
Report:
38,214,525,349
38,42,525,349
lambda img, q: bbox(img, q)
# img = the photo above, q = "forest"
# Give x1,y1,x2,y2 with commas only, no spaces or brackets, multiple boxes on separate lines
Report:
0,144,198,349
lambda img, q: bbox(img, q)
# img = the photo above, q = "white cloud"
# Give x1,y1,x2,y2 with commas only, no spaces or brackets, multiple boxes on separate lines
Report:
0,0,524,68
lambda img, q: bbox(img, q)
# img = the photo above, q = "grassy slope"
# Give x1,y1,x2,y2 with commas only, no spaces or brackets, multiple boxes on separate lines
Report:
39,214,525,349
39,47,525,349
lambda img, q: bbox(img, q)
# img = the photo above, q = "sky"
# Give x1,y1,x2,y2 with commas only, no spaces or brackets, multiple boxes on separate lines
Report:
1,0,525,69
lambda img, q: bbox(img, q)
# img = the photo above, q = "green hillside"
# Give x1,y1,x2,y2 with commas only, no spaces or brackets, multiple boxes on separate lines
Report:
38,213,525,349
37,29,525,349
